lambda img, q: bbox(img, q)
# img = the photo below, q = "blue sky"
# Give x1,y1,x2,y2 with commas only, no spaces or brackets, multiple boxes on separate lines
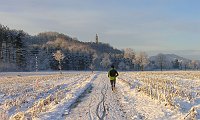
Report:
0,0,200,59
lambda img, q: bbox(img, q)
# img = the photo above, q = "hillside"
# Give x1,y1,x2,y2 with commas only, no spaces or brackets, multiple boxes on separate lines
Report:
0,24,123,71
33,32,122,55
148,53,196,70
27,32,123,71
0,24,199,71
149,54,190,62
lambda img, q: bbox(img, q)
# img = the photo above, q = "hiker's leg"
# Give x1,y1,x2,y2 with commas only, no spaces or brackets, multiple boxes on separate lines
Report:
110,80,113,87
110,80,114,90
113,79,116,88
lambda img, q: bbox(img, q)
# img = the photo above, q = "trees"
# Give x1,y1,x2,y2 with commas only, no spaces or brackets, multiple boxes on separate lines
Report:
53,50,65,74
0,24,125,71
172,59,180,69
0,25,5,61
182,60,189,71
155,53,166,71
123,48,135,69
135,52,149,71
5,24,200,72
100,53,111,69
190,60,199,70
89,53,98,72
89,64,95,73
0,25,28,71
15,31,27,70
124,48,135,60
118,61,126,70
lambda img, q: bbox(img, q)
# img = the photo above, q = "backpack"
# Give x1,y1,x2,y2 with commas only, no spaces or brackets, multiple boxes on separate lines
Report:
109,69,117,77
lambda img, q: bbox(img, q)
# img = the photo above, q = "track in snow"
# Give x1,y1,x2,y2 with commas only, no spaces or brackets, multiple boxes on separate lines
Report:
65,73,127,120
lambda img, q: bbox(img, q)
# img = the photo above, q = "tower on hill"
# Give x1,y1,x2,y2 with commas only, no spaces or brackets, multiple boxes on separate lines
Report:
96,34,98,44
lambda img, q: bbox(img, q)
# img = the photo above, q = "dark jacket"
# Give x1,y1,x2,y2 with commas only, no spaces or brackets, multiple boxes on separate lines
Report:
108,68,119,80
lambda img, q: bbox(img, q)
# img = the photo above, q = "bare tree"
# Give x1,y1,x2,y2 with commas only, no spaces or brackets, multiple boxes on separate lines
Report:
156,53,166,71
53,50,65,74
118,61,126,70
182,60,189,71
100,53,111,69
135,52,149,71
123,48,135,68
124,48,135,60
89,64,95,73
190,60,199,70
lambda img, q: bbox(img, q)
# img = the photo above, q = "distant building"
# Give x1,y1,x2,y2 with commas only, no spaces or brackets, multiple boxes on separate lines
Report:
96,34,98,44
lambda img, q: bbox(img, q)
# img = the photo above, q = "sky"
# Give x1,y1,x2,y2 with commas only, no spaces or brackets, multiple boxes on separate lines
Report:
0,0,200,59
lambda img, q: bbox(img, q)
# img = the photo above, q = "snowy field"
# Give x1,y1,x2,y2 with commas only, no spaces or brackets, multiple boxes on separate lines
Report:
1,71,200,120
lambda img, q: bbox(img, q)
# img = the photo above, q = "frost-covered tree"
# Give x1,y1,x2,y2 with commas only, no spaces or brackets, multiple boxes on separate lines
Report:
123,48,135,69
135,52,149,71
89,64,95,73
101,53,111,69
172,59,180,69
53,50,65,74
89,53,98,72
155,53,166,71
190,60,199,70
124,48,135,60
182,60,190,71
91,53,98,70
118,61,126,70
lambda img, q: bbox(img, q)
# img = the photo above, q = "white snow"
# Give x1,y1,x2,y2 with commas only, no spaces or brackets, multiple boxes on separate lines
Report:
1,71,200,120
65,73,127,120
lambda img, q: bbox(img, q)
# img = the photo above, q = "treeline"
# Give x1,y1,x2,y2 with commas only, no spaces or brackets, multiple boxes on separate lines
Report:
0,24,199,71
149,53,200,71
0,24,123,71
0,25,28,71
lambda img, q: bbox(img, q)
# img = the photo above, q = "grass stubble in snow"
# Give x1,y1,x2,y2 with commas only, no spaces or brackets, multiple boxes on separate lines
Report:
0,72,95,120
119,71,200,120
1,71,200,120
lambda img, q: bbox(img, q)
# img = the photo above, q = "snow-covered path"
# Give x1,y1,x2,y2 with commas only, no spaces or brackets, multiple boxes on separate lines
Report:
1,72,187,120
64,73,183,120
65,73,128,120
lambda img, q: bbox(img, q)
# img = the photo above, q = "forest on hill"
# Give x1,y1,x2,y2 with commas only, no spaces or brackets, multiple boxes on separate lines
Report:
0,24,199,71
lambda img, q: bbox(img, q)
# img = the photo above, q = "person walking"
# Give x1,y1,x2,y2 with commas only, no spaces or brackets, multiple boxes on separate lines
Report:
108,65,119,91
